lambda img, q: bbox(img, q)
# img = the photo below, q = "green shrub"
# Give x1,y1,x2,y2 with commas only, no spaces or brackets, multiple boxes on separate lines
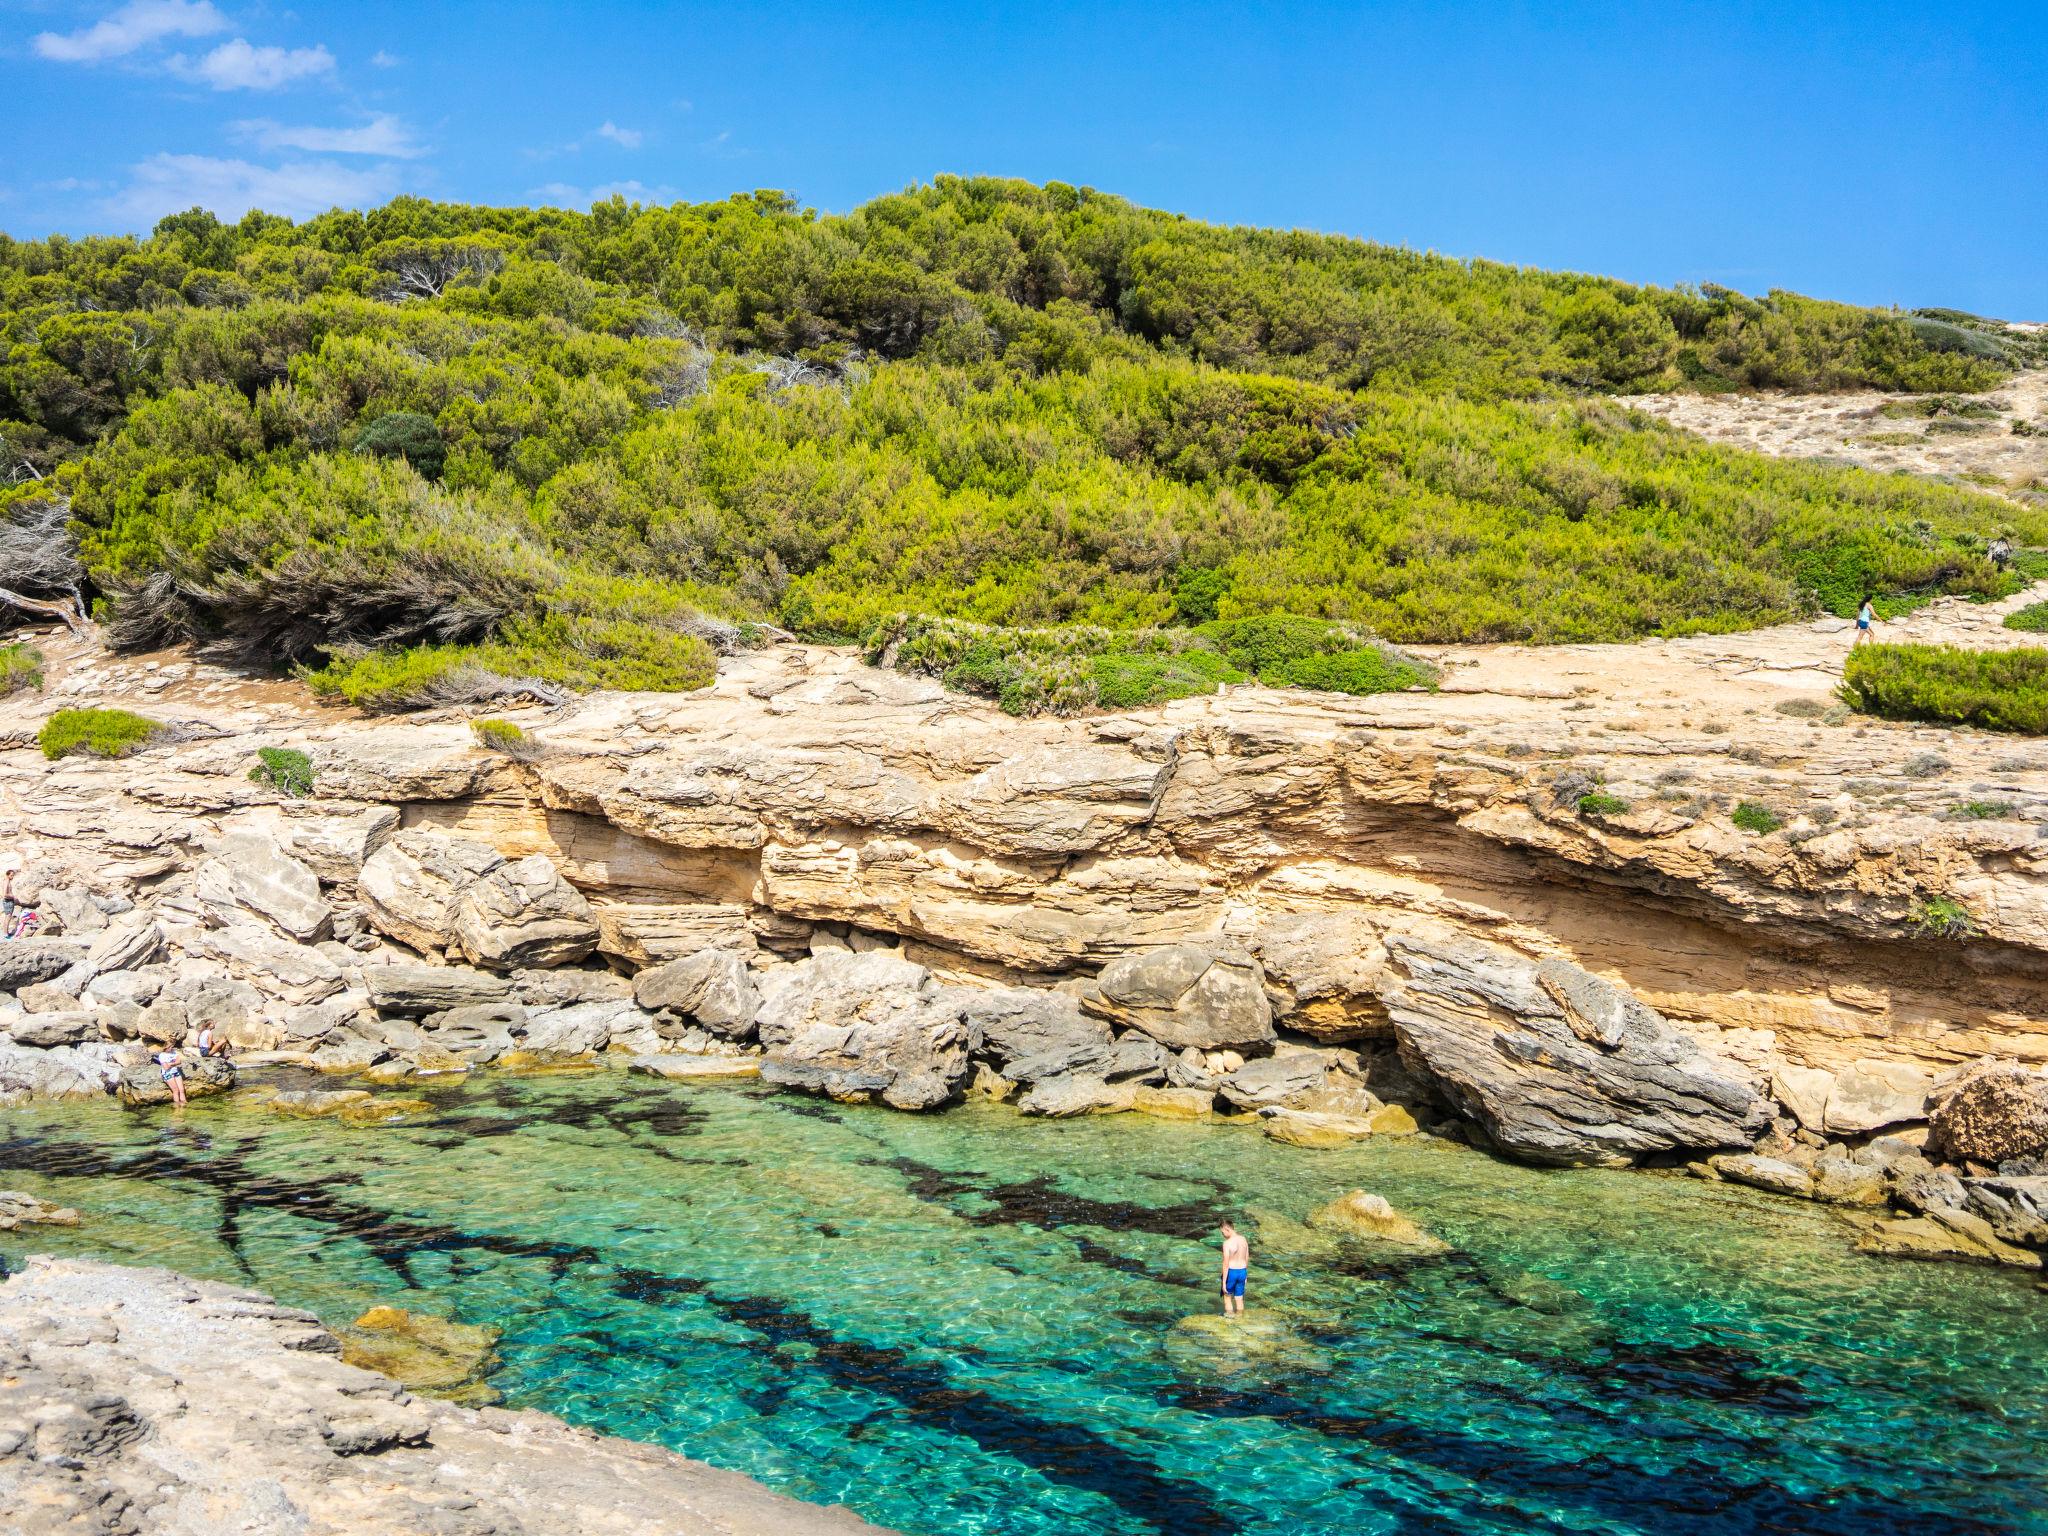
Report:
39,707,163,760
472,717,540,761
1577,791,1630,817
1731,801,1782,834
867,612,1432,715
1953,799,2015,820
0,644,45,697
2004,601,2048,633
248,745,314,795
353,410,446,479
1841,644,2048,734
1911,894,1976,939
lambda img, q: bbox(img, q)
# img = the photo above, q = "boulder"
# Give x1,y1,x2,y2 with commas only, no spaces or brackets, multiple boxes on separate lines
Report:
364,964,515,1016
1709,1153,1813,1197
85,918,166,976
1217,1053,1327,1111
1131,1084,1214,1119
1928,1061,2048,1166
358,828,504,956
194,835,331,942
755,951,980,1111
182,923,347,1006
116,1054,234,1107
1384,936,1768,1167
86,966,167,1008
1770,1062,1834,1133
1961,1174,2048,1248
16,980,78,1013
0,1189,81,1229
1809,1148,1889,1206
0,1042,110,1104
1085,943,1275,1052
1824,1059,1932,1135
419,1002,523,1062
1261,1109,1377,1148
523,1000,639,1056
277,806,399,882
514,968,635,1009
1016,1075,1136,1117
633,950,762,1038
8,1010,98,1048
449,854,600,971
1246,912,1392,1042
960,988,1111,1075
1856,1209,2042,1269
1306,1190,1448,1251
0,940,87,993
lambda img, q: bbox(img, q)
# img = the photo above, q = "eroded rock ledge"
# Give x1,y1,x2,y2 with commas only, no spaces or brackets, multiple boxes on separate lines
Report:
4,618,2048,1208
0,1255,885,1536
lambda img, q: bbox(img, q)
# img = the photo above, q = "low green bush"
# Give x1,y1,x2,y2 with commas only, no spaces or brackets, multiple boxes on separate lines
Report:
867,612,1435,716
1911,894,1976,939
471,717,541,761
1841,643,2048,734
1953,799,2015,820
2005,601,2048,633
248,745,314,796
1577,791,1630,817
1731,801,1782,834
0,644,45,697
39,707,163,760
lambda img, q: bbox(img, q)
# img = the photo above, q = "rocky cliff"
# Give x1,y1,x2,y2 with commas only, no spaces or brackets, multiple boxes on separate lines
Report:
3,593,2048,1225
0,1254,885,1535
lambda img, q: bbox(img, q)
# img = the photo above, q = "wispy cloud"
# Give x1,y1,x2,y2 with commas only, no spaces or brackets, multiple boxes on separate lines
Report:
108,153,399,225
231,114,425,158
369,49,401,68
168,38,336,91
528,179,676,209
595,121,644,150
33,0,224,63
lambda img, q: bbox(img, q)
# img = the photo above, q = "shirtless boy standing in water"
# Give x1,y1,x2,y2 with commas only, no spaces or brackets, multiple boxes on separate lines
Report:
1219,1221,1249,1316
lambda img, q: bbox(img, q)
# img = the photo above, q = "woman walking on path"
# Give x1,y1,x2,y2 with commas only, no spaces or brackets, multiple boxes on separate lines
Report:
1853,595,1876,648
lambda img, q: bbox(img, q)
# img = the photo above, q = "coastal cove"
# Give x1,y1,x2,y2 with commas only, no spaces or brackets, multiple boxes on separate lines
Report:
3,1070,2044,1536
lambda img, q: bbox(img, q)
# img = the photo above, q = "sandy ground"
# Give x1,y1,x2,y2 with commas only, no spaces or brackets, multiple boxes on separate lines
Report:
1627,369,2048,501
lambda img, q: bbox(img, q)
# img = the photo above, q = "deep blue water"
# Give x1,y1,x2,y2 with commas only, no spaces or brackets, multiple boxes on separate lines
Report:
2,1071,2043,1535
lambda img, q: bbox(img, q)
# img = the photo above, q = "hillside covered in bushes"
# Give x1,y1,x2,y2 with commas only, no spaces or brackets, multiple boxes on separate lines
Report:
0,177,2037,709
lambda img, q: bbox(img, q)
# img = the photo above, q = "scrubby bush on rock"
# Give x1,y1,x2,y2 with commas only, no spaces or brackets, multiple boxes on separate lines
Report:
38,707,162,760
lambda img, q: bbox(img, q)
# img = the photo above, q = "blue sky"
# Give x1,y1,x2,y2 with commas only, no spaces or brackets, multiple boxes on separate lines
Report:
3,1,2043,315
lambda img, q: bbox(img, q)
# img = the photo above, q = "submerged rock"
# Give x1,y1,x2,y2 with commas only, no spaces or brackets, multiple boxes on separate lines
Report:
1306,1189,1448,1251
1385,936,1767,1167
1261,1109,1376,1148
339,1304,503,1406
0,1189,80,1229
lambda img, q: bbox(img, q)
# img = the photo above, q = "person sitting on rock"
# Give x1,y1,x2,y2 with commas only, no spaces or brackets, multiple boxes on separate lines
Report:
8,907,40,941
195,1023,233,1062
154,1048,188,1108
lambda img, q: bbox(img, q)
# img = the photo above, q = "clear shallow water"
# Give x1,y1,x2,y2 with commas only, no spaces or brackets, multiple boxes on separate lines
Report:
1,1072,2044,1536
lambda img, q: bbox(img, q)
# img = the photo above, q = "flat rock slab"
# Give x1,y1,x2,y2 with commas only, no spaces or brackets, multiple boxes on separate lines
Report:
0,1256,890,1534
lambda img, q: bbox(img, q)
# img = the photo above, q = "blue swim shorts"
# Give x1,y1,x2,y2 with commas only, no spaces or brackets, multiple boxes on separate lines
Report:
1223,1268,1247,1298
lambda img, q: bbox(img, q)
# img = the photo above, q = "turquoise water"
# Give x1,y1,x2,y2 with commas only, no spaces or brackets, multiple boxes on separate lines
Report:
2,1071,2044,1535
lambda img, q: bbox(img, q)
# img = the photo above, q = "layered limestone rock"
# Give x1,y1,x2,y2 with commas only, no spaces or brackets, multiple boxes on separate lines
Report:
0,1256,885,1535
1385,936,1768,1166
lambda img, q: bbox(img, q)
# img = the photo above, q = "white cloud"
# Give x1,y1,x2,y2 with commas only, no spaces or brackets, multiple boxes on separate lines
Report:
595,121,643,149
369,49,401,68
108,153,399,225
33,0,224,63
528,179,675,208
231,114,425,158
169,38,336,91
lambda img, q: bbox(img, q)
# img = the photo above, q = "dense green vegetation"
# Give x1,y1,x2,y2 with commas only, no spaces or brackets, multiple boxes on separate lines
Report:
1731,801,1783,834
0,642,43,697
871,612,1435,714
1841,643,2048,734
0,179,2035,709
38,706,162,759
2006,600,2048,633
248,745,314,796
